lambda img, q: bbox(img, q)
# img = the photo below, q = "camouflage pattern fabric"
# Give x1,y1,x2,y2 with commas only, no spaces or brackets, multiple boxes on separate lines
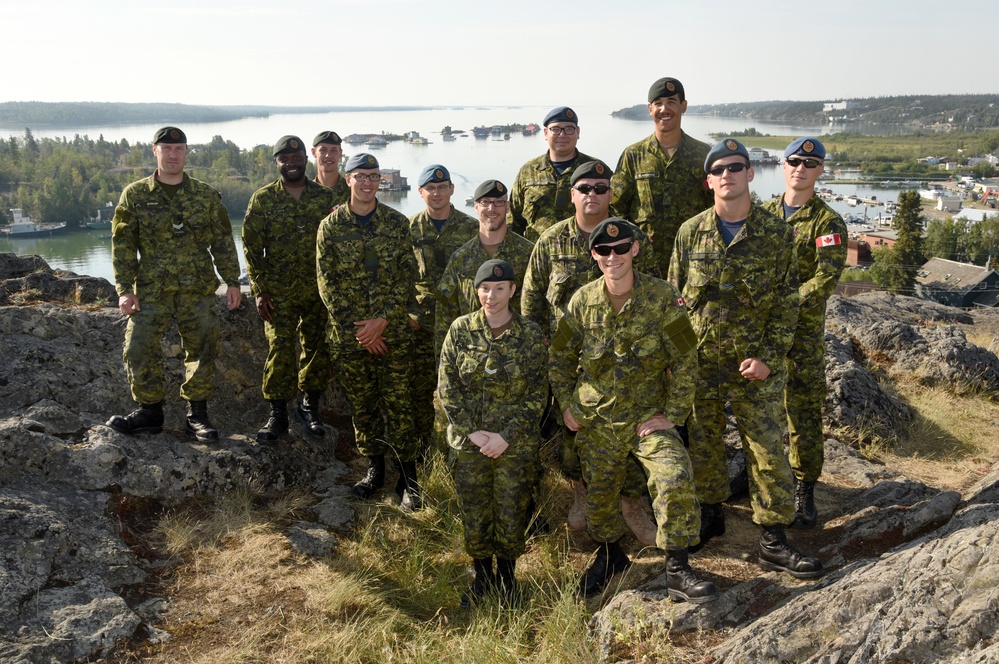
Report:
242,178,335,400
688,397,795,526
611,132,713,276
317,200,419,460
435,232,534,356
438,309,547,559
763,194,848,482
319,176,351,208
509,150,596,242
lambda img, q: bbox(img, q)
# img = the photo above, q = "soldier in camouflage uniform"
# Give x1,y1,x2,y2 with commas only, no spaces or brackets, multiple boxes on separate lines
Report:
520,159,660,544
549,218,717,603
668,139,822,579
316,153,422,512
611,78,714,276
762,137,848,528
408,164,479,447
242,135,334,444
107,126,242,443
438,259,546,606
312,131,350,206
436,180,534,357
508,106,597,242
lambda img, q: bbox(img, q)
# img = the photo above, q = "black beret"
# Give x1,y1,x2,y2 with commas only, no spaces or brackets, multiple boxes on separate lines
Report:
345,153,379,172
589,217,636,249
570,160,612,185
704,138,751,172
473,179,507,201
543,106,578,126
313,130,342,147
784,137,826,160
474,259,516,288
418,164,450,187
153,126,186,144
273,135,306,157
647,77,685,103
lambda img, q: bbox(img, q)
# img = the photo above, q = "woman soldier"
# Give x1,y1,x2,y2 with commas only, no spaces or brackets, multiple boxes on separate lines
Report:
437,259,547,606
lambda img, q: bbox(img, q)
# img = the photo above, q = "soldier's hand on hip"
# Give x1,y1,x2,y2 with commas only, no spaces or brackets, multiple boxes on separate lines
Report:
118,293,140,316
739,357,771,381
563,408,582,432
637,413,674,437
255,293,274,321
226,286,242,312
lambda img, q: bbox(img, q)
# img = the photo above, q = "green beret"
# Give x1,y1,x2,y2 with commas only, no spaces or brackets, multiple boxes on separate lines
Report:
705,138,750,172
473,179,507,201
273,135,306,157
153,126,186,144
589,217,636,249
648,77,685,103
313,130,342,147
474,259,516,288
570,160,612,185
345,153,379,172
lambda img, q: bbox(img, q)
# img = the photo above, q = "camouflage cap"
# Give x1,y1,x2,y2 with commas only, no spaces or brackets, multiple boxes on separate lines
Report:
345,153,380,172
473,179,507,201
418,164,450,187
153,126,186,144
474,259,516,288
543,106,578,126
313,130,342,147
589,217,636,249
784,136,826,160
570,159,612,185
273,135,306,157
704,138,750,172
648,77,685,103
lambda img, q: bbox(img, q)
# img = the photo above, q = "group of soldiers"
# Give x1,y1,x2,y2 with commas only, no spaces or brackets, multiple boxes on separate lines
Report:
105,74,848,606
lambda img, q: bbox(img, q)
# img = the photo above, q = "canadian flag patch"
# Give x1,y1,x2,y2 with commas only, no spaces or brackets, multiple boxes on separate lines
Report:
676,297,686,307
815,233,842,247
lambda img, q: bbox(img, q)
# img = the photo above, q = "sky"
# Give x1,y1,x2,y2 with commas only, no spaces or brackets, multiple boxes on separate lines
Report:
4,0,995,109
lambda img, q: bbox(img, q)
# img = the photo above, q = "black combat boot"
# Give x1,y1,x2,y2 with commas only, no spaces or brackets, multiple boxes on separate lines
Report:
496,557,518,604
460,557,495,608
353,454,385,499
396,460,422,512
107,401,164,435
792,479,818,528
758,524,823,579
689,502,726,553
578,539,631,598
665,548,719,604
295,391,325,439
185,400,219,442
256,400,288,445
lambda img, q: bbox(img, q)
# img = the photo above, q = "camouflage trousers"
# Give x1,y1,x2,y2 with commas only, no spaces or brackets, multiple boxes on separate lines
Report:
688,398,795,526
123,292,218,404
410,326,441,450
578,422,700,549
331,337,418,462
454,447,536,559
260,292,330,401
786,322,827,482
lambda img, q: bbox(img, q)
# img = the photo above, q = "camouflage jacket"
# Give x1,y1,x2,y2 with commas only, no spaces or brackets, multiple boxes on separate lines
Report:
611,132,713,274
435,231,535,354
316,201,417,347
762,193,847,330
520,216,660,338
316,176,351,208
667,205,800,401
509,149,597,242
438,308,547,454
409,205,479,329
242,178,335,298
549,271,698,428
111,172,240,300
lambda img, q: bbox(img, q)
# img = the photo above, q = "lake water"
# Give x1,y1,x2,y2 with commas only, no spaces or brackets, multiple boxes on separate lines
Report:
1,106,905,284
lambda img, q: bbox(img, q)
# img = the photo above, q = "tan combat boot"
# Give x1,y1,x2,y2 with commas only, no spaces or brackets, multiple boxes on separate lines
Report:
621,494,658,547
567,479,587,530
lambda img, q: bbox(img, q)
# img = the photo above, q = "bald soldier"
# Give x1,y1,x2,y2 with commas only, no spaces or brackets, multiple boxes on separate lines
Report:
312,130,350,206
762,137,847,528
508,106,597,242
612,78,713,275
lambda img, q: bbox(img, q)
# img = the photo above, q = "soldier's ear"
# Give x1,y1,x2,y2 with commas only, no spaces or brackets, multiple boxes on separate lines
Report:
631,241,640,257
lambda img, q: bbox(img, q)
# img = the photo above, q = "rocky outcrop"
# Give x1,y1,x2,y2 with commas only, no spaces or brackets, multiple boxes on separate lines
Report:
0,252,116,307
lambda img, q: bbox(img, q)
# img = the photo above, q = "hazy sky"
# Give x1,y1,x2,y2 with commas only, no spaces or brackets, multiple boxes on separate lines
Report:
5,0,994,108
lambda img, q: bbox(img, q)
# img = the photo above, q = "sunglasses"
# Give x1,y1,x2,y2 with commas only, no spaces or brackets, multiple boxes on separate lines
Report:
707,162,749,176
786,157,822,169
573,184,611,195
592,241,633,256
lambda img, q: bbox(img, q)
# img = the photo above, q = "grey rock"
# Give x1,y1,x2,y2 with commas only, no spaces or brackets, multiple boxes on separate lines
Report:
0,252,116,306
287,521,338,558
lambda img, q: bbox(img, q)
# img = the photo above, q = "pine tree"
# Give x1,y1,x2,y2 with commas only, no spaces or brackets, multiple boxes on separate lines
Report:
869,191,925,294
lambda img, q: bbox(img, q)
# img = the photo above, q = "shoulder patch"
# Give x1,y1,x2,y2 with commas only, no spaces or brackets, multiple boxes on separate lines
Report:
550,317,574,352
815,233,842,248
663,313,697,356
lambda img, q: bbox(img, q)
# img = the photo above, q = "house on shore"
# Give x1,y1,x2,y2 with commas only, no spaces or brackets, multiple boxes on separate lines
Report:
915,257,999,308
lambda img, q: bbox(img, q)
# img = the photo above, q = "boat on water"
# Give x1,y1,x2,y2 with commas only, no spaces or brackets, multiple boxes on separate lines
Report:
472,126,490,139
442,134,457,142
2,209,68,238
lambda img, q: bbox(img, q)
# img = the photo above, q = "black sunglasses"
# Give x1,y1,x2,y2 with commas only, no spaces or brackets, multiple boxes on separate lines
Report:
592,241,633,256
786,157,822,169
707,162,749,176
573,184,611,195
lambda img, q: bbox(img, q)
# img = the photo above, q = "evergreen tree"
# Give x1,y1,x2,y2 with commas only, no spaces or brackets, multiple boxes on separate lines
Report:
924,218,962,261
869,191,925,293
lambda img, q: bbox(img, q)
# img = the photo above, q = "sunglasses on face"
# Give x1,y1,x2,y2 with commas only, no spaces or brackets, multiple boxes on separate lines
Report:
592,241,633,256
573,184,611,195
707,162,749,176
786,157,822,169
